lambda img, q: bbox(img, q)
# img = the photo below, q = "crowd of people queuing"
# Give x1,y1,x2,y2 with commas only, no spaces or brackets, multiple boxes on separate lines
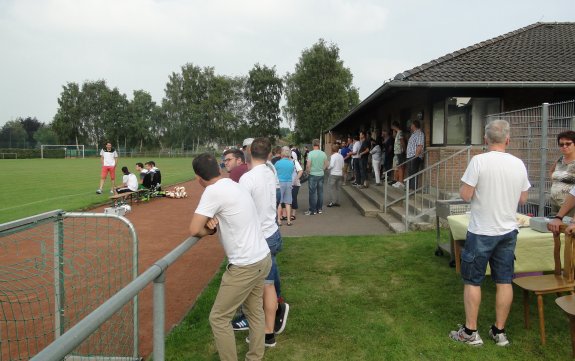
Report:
96,141,162,195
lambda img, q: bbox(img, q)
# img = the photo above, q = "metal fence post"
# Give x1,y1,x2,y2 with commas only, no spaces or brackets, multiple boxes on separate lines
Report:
53,213,65,338
539,103,549,216
153,270,167,361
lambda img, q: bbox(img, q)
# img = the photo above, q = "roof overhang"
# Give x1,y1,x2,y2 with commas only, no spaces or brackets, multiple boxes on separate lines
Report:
329,80,575,132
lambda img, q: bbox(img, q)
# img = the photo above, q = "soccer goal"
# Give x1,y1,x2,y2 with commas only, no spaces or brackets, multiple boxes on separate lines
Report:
41,144,85,159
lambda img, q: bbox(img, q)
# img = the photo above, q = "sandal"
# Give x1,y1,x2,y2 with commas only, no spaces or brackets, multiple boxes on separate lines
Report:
290,216,296,221
281,216,288,221
286,222,293,226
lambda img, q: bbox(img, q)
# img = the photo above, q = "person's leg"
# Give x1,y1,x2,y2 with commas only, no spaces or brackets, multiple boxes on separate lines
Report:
373,159,381,184
99,167,108,191
464,284,482,330
109,166,117,191
342,163,348,184
263,284,277,334
354,158,361,184
291,185,299,219
210,256,270,361
494,283,513,330
243,255,272,360
334,175,342,204
359,158,366,186
308,176,318,213
327,175,336,204
316,175,324,211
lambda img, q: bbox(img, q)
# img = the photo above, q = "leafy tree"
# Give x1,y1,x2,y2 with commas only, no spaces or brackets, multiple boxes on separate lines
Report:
19,117,42,146
0,121,27,147
245,64,283,141
129,90,157,151
284,39,360,143
33,125,58,145
52,82,83,145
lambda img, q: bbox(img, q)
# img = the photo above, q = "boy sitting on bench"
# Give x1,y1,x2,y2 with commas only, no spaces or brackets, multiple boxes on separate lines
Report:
114,166,138,194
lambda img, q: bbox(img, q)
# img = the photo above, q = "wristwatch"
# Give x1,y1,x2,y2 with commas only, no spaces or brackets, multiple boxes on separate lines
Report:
554,215,563,220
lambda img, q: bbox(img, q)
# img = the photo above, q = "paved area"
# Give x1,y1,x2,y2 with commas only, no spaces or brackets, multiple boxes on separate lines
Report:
278,180,392,237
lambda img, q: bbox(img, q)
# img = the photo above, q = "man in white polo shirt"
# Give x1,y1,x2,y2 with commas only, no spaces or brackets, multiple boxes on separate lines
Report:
190,153,271,361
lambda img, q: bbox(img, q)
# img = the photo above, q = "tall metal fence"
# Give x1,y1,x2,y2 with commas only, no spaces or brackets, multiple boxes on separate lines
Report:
0,210,138,361
486,100,575,216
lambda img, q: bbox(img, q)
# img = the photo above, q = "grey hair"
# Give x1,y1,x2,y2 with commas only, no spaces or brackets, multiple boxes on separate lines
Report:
281,146,291,157
484,119,510,144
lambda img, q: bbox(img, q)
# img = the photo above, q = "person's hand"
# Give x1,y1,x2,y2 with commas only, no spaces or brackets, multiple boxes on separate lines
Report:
567,223,575,235
548,218,563,234
205,218,219,234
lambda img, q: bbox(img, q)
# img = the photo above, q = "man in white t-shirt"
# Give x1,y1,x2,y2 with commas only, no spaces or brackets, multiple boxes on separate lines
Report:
97,142,118,194
450,119,530,347
237,137,289,346
114,166,138,194
327,143,344,207
190,153,271,361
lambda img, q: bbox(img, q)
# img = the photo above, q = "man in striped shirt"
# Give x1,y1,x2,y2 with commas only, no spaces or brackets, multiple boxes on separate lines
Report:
406,120,425,190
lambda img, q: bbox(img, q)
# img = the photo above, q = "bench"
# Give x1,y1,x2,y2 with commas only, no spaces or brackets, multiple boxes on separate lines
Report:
109,189,149,206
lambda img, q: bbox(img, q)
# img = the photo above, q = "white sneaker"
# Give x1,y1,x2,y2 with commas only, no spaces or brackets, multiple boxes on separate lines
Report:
488,329,510,346
96,189,102,194
110,190,114,194
449,325,483,346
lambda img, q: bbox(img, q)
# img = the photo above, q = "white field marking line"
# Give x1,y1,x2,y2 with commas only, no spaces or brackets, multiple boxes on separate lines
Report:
0,191,95,212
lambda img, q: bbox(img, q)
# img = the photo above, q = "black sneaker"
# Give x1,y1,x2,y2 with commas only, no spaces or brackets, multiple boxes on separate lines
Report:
232,316,249,331
274,303,290,334
245,333,276,347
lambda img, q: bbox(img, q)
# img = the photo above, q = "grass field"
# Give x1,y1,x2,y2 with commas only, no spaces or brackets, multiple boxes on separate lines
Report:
164,232,573,361
0,157,195,224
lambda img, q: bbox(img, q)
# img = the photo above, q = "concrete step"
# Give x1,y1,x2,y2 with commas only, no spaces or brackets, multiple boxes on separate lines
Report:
356,186,387,211
341,185,380,217
377,212,407,233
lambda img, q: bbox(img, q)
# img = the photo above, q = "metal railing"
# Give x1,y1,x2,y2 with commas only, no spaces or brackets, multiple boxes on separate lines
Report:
30,235,202,361
382,149,430,211
403,146,472,230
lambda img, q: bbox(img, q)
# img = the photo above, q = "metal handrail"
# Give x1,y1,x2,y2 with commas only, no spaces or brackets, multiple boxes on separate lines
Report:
31,235,202,361
382,149,430,211
402,146,472,230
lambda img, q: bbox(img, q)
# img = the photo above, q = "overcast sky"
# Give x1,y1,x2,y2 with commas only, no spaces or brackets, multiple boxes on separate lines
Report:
0,0,573,127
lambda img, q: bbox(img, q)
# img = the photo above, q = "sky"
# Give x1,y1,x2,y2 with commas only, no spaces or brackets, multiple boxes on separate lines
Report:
0,0,574,127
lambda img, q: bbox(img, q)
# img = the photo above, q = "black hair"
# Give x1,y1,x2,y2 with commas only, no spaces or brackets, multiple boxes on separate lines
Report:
136,162,144,168
192,153,220,181
148,160,156,167
557,130,575,144
121,166,129,175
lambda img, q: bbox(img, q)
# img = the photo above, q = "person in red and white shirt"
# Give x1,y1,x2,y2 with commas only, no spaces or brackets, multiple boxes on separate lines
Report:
97,142,118,194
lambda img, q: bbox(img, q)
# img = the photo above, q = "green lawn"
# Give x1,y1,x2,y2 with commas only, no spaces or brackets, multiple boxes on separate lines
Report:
163,231,573,361
0,157,195,223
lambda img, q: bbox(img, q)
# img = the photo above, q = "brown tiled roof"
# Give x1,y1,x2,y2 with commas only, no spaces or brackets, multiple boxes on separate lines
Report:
395,22,575,82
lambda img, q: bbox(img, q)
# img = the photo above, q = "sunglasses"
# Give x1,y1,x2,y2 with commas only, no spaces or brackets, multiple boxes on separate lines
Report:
559,142,573,147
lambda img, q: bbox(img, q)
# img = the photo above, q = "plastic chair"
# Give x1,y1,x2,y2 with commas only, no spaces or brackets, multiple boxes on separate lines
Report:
513,225,575,345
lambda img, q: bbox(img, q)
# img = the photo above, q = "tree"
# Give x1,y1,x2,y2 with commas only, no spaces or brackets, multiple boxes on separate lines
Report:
33,125,58,145
19,117,42,147
129,90,157,151
245,64,283,141
52,82,83,145
0,121,27,148
284,39,360,143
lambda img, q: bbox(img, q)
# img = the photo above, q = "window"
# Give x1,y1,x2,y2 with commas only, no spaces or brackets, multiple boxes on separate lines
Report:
432,97,500,145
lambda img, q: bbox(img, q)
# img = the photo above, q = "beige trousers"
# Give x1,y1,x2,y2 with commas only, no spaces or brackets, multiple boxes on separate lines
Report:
209,253,272,361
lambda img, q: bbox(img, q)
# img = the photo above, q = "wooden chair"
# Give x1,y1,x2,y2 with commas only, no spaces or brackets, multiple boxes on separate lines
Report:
555,294,575,357
513,225,575,345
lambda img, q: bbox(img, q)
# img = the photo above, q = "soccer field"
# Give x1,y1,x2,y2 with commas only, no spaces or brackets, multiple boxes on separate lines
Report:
0,157,196,224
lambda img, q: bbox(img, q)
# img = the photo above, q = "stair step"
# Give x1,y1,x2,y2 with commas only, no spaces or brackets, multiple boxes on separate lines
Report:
342,185,380,217
377,213,406,233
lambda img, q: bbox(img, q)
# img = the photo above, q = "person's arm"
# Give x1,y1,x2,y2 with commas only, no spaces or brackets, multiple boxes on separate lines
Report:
328,155,335,170
548,193,575,233
459,183,475,202
189,213,217,237
324,155,329,170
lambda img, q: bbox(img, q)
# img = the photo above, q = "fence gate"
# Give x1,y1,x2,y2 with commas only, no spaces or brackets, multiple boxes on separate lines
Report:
486,100,575,216
0,210,139,361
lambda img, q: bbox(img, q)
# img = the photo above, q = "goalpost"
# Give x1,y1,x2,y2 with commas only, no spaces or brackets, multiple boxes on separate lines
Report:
41,144,85,159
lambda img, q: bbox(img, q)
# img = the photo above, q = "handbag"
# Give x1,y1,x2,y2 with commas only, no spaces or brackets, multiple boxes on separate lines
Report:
299,171,309,184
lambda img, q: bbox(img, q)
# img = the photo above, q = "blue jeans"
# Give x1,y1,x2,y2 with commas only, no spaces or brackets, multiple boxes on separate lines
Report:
461,230,518,286
265,229,283,297
308,175,324,213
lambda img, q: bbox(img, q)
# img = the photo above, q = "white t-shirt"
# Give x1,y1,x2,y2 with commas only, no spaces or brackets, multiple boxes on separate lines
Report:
352,141,361,159
329,152,344,176
122,173,138,192
100,148,118,167
239,164,279,239
195,178,270,265
292,159,303,186
461,151,531,236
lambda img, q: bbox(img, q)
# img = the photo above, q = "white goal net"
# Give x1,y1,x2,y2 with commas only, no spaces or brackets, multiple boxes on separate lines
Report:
41,145,85,159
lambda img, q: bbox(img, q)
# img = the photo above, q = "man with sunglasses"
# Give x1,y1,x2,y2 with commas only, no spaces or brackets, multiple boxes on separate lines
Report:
223,148,249,183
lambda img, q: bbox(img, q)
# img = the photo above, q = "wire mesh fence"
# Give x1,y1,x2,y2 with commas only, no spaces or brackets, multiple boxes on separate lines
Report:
487,100,575,216
0,211,138,361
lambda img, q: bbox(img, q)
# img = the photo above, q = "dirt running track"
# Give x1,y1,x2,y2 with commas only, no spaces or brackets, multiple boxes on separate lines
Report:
94,179,224,358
